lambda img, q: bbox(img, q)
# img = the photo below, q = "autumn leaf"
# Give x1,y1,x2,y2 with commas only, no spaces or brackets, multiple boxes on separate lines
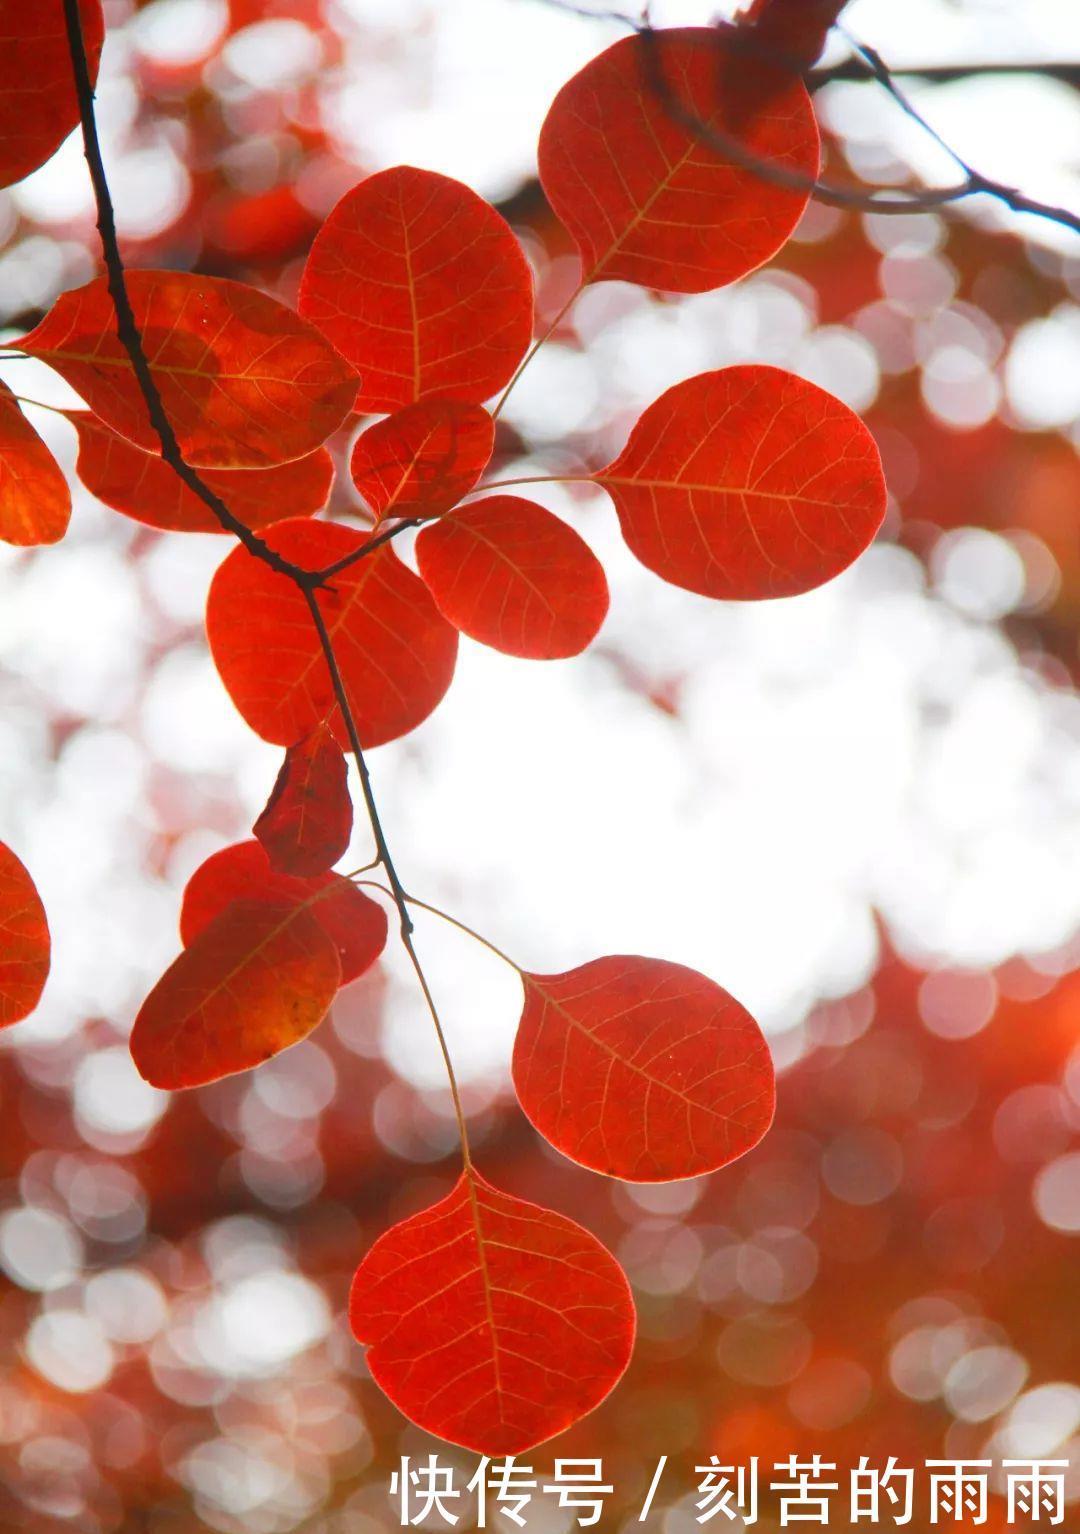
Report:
538,26,819,293
349,1171,635,1454
595,365,887,599
206,518,458,749
513,955,775,1181
70,412,333,533
0,383,71,545
298,167,534,412
0,842,50,1027
351,399,494,521
254,723,354,877
130,899,341,1089
180,841,385,986
18,272,358,469
0,0,104,190
415,495,609,659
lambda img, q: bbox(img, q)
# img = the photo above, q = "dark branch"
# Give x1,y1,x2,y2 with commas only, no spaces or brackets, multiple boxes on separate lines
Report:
60,0,419,950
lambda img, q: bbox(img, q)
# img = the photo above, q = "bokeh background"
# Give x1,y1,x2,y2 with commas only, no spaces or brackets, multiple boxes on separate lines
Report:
0,0,1078,1528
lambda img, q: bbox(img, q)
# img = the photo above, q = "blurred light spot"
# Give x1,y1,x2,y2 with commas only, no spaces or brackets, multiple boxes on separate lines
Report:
918,967,998,1039
788,1356,871,1430
792,326,879,412
74,1046,169,1142
716,1313,812,1386
1033,1151,1080,1232
880,252,957,316
0,1207,82,1292
993,1085,1072,1165
618,1220,703,1296
822,1128,903,1205
944,1345,1028,1422
63,1162,147,1244
1005,307,1080,428
84,1268,168,1344
194,1272,331,1377
252,1041,336,1119
223,21,323,90
921,344,1000,428
25,1311,113,1393
1000,1383,1080,1457
932,529,1026,622
134,0,229,66
924,1197,1003,1272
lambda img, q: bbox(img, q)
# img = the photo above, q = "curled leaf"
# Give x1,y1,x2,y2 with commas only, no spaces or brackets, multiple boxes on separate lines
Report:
0,842,50,1027
18,272,358,468
254,723,354,877
0,383,70,545
131,899,341,1089
596,365,887,599
538,26,818,293
181,841,385,986
415,495,609,659
513,955,774,1181
351,399,494,521
350,1171,635,1454
206,518,458,748
70,412,333,533
299,167,534,412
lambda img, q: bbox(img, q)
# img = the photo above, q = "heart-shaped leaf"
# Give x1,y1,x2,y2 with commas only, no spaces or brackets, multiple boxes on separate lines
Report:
351,400,494,521
254,723,354,877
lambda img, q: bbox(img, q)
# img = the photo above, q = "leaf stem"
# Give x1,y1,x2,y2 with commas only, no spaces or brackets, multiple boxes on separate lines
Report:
491,279,585,423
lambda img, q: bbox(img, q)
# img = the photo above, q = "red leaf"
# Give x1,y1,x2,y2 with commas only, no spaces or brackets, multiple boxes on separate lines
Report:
180,841,385,986
131,899,341,1089
0,0,104,190
513,955,774,1181
18,272,358,469
253,723,353,877
0,842,50,1027
738,0,850,68
206,518,458,748
349,1171,635,1454
595,365,887,599
350,400,494,521
70,412,333,533
538,27,819,293
415,496,609,659
0,383,70,545
298,167,534,412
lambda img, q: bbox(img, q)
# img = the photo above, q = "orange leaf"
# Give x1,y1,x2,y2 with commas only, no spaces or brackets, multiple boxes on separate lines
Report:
131,899,341,1089
595,365,887,599
299,167,534,412
181,841,385,986
0,383,70,545
254,723,353,877
0,0,104,191
349,1171,635,1454
0,842,50,1027
18,272,358,469
415,495,609,659
206,518,458,748
70,412,333,533
538,26,819,292
350,400,494,521
513,955,774,1181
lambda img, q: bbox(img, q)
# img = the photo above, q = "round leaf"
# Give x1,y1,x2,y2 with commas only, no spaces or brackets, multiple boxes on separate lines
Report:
0,383,70,545
253,723,354,878
415,495,609,659
0,0,105,191
131,899,342,1089
513,955,775,1181
180,841,385,986
538,26,819,293
350,1171,635,1455
0,842,50,1027
299,167,534,412
351,399,494,521
596,365,887,599
206,518,458,748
